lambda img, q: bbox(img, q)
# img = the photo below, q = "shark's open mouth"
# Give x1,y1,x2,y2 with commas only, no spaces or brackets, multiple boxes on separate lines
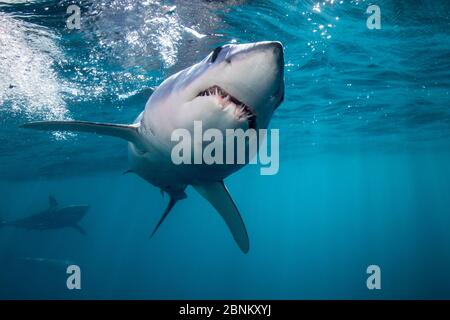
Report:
197,85,256,129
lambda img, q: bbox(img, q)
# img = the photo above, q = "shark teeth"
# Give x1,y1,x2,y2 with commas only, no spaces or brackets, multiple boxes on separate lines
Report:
197,85,256,129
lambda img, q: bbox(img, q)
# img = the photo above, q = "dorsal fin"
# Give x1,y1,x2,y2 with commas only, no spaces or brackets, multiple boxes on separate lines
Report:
48,196,58,210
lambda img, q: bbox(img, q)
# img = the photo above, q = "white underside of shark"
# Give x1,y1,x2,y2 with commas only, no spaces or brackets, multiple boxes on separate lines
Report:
22,41,285,253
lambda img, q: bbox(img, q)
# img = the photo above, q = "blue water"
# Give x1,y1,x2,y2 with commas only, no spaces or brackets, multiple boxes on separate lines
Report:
1,0,449,299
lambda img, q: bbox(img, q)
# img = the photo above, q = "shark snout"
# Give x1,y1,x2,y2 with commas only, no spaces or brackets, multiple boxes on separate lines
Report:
75,205,90,216
256,41,283,53
208,41,285,126
59,205,90,220
252,41,285,109
253,41,284,64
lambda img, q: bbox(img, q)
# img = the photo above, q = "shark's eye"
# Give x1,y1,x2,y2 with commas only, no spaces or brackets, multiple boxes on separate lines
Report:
210,46,222,63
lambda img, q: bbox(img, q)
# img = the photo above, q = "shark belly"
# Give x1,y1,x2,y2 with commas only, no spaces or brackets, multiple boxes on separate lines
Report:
127,113,249,195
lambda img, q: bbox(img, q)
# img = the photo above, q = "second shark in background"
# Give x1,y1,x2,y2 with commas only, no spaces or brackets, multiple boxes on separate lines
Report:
0,196,89,235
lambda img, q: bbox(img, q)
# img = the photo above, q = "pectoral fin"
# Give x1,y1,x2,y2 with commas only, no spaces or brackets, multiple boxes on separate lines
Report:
193,182,249,253
21,121,145,149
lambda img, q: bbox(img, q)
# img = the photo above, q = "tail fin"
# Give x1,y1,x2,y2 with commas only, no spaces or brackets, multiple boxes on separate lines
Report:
150,197,177,238
21,120,143,148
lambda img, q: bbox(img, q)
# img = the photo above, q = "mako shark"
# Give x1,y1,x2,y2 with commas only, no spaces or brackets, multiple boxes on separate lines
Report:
0,196,89,234
22,41,285,253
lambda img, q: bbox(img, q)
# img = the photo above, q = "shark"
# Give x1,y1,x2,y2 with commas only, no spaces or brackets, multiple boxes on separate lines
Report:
21,41,285,253
0,196,89,234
